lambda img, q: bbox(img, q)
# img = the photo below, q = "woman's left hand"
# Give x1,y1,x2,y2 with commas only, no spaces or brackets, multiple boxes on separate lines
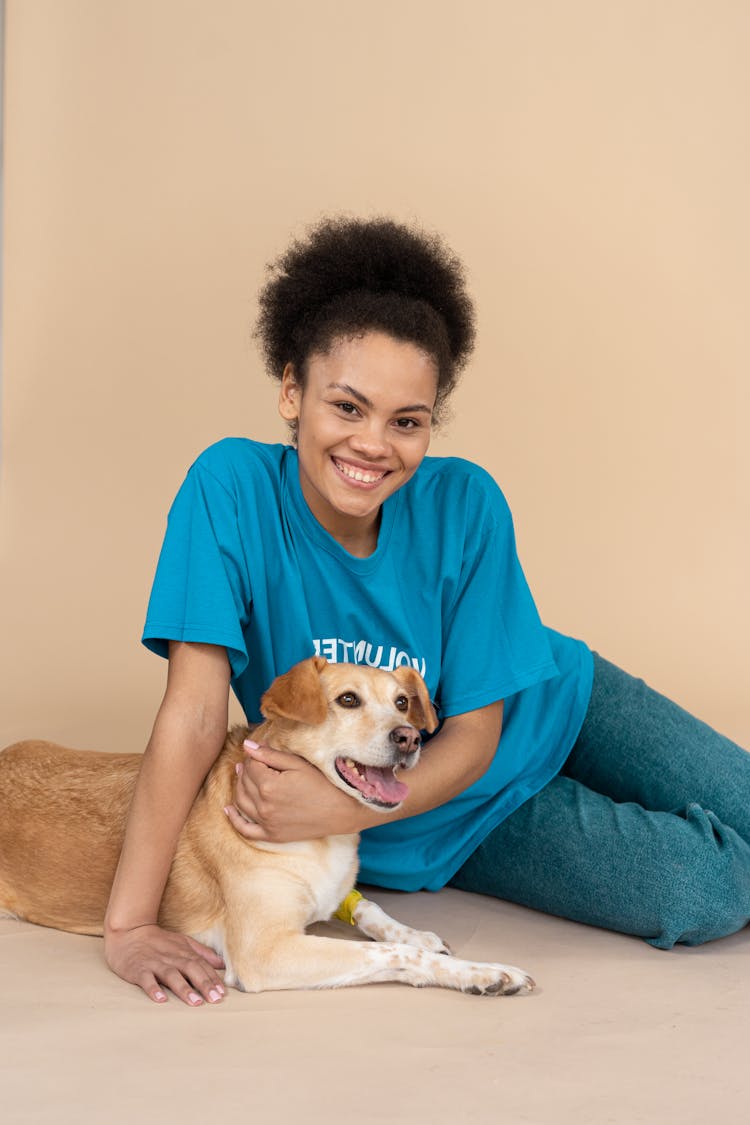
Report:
225,740,360,842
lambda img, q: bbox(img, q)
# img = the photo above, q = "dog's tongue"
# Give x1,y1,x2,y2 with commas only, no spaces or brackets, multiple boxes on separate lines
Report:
336,757,409,805
363,765,409,805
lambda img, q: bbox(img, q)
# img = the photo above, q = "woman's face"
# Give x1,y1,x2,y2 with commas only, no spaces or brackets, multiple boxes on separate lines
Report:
279,331,438,554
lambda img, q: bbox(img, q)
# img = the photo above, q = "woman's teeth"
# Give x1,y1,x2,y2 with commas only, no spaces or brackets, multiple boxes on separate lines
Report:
334,459,385,483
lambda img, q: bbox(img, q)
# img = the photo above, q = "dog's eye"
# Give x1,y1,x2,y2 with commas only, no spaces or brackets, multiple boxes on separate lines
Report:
336,692,361,709
394,695,409,712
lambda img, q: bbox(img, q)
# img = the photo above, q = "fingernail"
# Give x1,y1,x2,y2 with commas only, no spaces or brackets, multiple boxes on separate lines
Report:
223,806,231,816
243,739,260,750
153,990,167,1002
188,991,203,1005
208,988,222,1003
235,763,242,775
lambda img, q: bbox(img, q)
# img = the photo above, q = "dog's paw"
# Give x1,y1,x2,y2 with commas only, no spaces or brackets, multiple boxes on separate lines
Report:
411,928,452,956
462,963,536,997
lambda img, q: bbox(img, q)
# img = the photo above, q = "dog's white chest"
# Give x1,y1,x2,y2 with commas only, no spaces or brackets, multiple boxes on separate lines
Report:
305,834,360,925
244,833,359,926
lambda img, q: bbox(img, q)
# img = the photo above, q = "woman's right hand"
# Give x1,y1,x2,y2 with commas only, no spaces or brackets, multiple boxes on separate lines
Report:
104,923,227,1006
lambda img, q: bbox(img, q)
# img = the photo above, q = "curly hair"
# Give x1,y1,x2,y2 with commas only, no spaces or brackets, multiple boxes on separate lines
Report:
255,216,475,422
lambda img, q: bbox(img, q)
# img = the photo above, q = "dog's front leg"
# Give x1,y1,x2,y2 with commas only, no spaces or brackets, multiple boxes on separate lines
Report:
344,896,452,955
231,932,534,996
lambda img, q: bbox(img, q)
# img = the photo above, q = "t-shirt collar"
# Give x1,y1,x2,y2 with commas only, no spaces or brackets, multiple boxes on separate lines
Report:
282,446,400,574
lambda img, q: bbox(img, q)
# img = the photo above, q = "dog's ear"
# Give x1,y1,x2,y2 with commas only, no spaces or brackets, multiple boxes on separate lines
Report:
260,656,329,725
391,667,439,733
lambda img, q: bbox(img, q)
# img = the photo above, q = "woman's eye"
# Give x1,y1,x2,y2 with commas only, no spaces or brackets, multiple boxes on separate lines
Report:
336,692,361,708
336,402,360,416
395,695,409,712
394,417,419,430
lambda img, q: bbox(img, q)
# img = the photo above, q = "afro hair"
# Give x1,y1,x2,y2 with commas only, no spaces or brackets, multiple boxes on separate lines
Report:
255,216,475,419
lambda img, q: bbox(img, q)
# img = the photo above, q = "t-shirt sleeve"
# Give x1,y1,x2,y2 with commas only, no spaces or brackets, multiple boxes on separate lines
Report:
436,475,558,716
141,460,252,679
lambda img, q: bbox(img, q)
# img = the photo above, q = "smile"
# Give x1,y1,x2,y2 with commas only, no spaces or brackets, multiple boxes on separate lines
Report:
332,458,388,485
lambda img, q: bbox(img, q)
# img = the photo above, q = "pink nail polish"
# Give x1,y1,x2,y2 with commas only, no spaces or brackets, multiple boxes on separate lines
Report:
244,739,260,750
188,991,203,1005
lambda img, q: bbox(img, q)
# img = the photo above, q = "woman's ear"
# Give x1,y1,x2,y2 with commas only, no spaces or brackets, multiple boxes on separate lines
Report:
279,363,301,423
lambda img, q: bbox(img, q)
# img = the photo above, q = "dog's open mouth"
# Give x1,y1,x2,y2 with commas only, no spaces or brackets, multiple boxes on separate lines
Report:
335,756,409,808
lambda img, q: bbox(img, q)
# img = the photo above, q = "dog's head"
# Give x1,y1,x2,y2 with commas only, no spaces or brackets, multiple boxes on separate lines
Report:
259,657,438,811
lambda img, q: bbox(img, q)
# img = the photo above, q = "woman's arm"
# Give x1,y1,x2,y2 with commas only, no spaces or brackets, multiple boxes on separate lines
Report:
104,641,231,1005
226,699,503,841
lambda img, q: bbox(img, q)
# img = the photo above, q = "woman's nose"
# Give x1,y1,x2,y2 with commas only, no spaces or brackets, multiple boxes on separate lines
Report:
349,419,392,458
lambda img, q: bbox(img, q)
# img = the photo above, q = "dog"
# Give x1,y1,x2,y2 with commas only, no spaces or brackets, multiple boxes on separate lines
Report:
0,656,534,996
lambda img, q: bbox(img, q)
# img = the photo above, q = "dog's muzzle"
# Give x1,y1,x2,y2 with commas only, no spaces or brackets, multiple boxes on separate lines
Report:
334,725,422,808
389,725,422,758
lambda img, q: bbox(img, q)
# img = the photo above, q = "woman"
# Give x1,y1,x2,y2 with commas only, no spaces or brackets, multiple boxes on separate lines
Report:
104,217,750,1005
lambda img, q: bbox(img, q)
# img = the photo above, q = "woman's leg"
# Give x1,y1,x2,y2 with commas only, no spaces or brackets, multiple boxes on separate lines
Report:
450,656,750,948
564,654,750,839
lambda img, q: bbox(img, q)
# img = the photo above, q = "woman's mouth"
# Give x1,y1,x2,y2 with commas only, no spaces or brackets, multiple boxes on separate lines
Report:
332,457,389,486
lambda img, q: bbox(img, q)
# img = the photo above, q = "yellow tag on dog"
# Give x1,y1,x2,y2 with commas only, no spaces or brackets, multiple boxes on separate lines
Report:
334,889,363,925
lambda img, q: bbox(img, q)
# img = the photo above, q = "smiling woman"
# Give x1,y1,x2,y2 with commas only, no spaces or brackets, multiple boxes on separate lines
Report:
101,214,750,1008
278,332,437,556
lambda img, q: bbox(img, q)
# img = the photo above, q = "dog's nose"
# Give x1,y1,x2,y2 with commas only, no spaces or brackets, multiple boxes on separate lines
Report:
389,726,421,755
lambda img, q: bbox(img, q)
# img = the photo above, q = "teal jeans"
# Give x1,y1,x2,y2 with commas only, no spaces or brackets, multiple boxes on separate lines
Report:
450,654,750,948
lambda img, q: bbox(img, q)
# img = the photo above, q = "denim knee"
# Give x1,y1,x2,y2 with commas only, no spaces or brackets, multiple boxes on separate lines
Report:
645,804,750,949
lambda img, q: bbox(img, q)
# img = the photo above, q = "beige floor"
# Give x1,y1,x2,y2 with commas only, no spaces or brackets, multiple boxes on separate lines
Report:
2,886,747,1124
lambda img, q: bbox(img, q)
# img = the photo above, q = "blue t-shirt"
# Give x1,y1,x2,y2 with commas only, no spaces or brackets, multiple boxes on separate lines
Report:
143,439,593,891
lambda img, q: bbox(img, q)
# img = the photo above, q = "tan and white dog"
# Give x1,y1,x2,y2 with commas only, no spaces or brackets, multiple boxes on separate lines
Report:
0,657,534,996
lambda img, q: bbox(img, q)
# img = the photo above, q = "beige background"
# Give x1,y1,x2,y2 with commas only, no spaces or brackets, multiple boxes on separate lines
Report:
2,7,750,1124
1,0,748,752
